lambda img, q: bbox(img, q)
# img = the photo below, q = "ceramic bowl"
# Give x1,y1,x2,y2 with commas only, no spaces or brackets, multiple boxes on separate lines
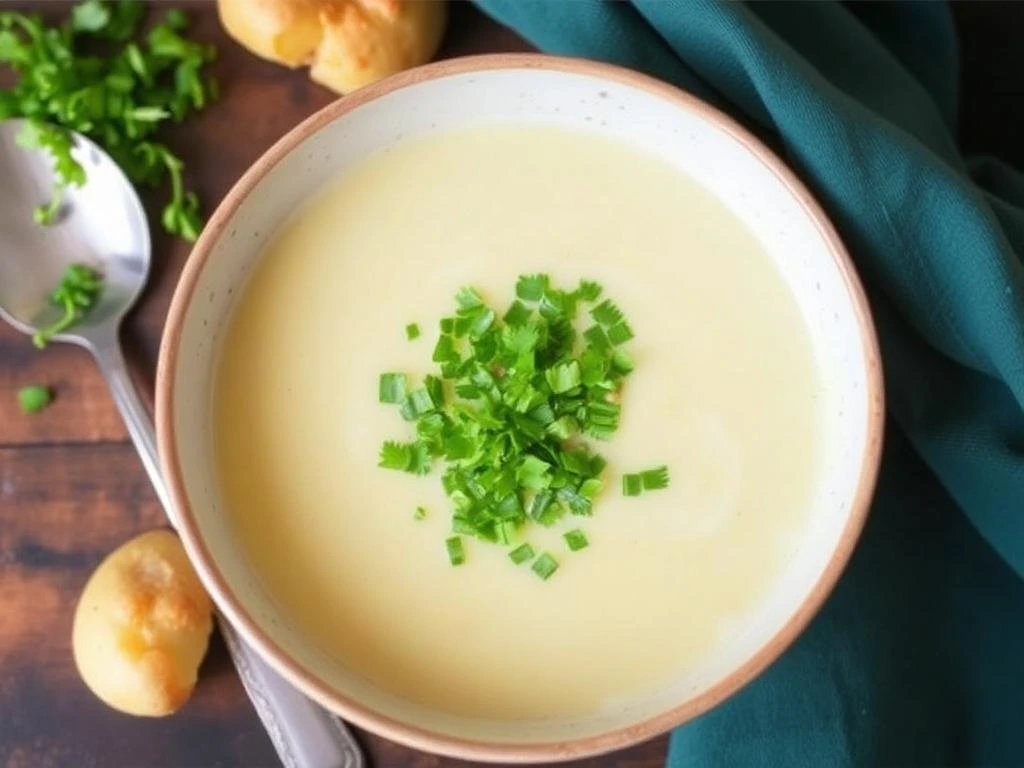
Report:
156,54,884,762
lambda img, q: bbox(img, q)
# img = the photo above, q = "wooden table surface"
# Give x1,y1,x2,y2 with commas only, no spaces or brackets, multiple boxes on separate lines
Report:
1,3,1021,767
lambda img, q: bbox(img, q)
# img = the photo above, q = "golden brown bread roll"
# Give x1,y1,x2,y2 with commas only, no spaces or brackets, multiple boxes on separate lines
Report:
72,530,214,717
217,0,448,94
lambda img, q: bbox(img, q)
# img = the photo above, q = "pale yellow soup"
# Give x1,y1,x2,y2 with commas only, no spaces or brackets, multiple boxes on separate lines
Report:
214,125,821,719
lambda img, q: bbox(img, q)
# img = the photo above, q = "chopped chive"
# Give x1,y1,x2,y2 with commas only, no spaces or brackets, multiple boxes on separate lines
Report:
641,465,670,491
583,325,611,351
607,320,634,345
611,348,635,374
400,388,435,421
508,543,535,564
531,552,559,580
579,477,603,500
432,334,459,363
574,280,603,302
546,415,578,440
378,373,406,404
622,466,670,495
545,360,582,394
563,529,589,551
446,536,465,566
590,299,624,326
516,455,552,490
455,286,484,310
623,473,643,496
378,275,667,576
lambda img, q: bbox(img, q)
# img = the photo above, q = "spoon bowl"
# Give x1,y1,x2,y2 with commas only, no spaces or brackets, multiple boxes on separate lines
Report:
0,117,362,768
0,119,150,347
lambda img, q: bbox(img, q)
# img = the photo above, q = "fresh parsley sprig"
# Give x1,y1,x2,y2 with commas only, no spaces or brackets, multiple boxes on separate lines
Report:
0,0,216,240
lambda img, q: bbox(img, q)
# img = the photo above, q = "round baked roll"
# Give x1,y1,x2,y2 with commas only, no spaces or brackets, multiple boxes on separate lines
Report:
217,0,448,94
72,530,214,717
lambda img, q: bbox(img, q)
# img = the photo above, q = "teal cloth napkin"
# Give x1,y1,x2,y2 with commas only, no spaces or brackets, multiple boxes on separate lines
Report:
473,2,1024,765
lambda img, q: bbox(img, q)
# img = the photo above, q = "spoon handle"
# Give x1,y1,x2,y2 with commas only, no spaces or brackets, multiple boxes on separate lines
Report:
92,339,364,768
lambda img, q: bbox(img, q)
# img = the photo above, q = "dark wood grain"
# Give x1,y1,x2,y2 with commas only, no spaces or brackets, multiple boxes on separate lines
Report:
1,2,1020,767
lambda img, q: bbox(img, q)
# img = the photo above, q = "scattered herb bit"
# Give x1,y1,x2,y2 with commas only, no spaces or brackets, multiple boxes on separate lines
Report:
405,323,421,341
0,0,217,241
563,529,589,552
574,280,603,302
18,385,52,413
590,299,624,327
641,465,670,491
607,320,634,345
31,264,103,348
414,506,427,521
379,373,407,404
378,275,668,576
508,543,535,565
622,473,643,497
623,465,671,496
515,274,549,301
378,440,430,475
531,552,559,580
445,536,465,566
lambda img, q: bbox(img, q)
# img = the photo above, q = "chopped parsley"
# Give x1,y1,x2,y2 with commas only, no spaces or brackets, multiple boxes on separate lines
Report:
0,0,216,240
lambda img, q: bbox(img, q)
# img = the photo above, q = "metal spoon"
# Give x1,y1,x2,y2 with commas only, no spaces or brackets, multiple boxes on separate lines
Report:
0,119,363,768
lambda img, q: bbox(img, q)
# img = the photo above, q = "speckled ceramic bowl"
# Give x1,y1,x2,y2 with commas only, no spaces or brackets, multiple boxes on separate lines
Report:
156,54,884,762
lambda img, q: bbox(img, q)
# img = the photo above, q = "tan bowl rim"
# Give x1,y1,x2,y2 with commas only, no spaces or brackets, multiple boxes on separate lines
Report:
156,52,885,763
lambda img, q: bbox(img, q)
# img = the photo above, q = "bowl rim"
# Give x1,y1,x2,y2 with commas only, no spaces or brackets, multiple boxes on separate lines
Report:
156,52,885,762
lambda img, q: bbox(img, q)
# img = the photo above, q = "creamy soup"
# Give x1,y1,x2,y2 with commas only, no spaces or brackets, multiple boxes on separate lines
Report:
214,125,821,719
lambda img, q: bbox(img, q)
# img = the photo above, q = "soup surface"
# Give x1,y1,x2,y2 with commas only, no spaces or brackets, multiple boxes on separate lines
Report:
214,125,821,719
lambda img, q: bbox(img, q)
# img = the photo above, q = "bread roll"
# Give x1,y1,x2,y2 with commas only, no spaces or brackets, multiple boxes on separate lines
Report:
72,530,214,717
217,0,448,94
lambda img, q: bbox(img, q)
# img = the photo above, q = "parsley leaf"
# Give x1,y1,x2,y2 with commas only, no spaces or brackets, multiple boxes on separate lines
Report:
0,1,216,241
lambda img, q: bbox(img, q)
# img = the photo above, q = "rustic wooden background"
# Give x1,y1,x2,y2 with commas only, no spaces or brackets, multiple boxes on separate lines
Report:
1,2,1021,767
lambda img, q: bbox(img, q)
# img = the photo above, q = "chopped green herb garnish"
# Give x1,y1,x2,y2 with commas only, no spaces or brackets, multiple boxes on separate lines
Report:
574,280,603,302
515,273,549,301
607,320,634,345
0,1,217,241
405,323,421,341
641,465,670,491
508,543,535,565
446,536,465,566
379,441,430,475
622,473,643,497
378,275,667,576
531,552,559,580
413,506,427,520
379,373,407,404
31,264,103,348
18,385,52,414
563,529,589,551
623,465,670,496
379,441,412,470
590,299,624,327
400,388,435,421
